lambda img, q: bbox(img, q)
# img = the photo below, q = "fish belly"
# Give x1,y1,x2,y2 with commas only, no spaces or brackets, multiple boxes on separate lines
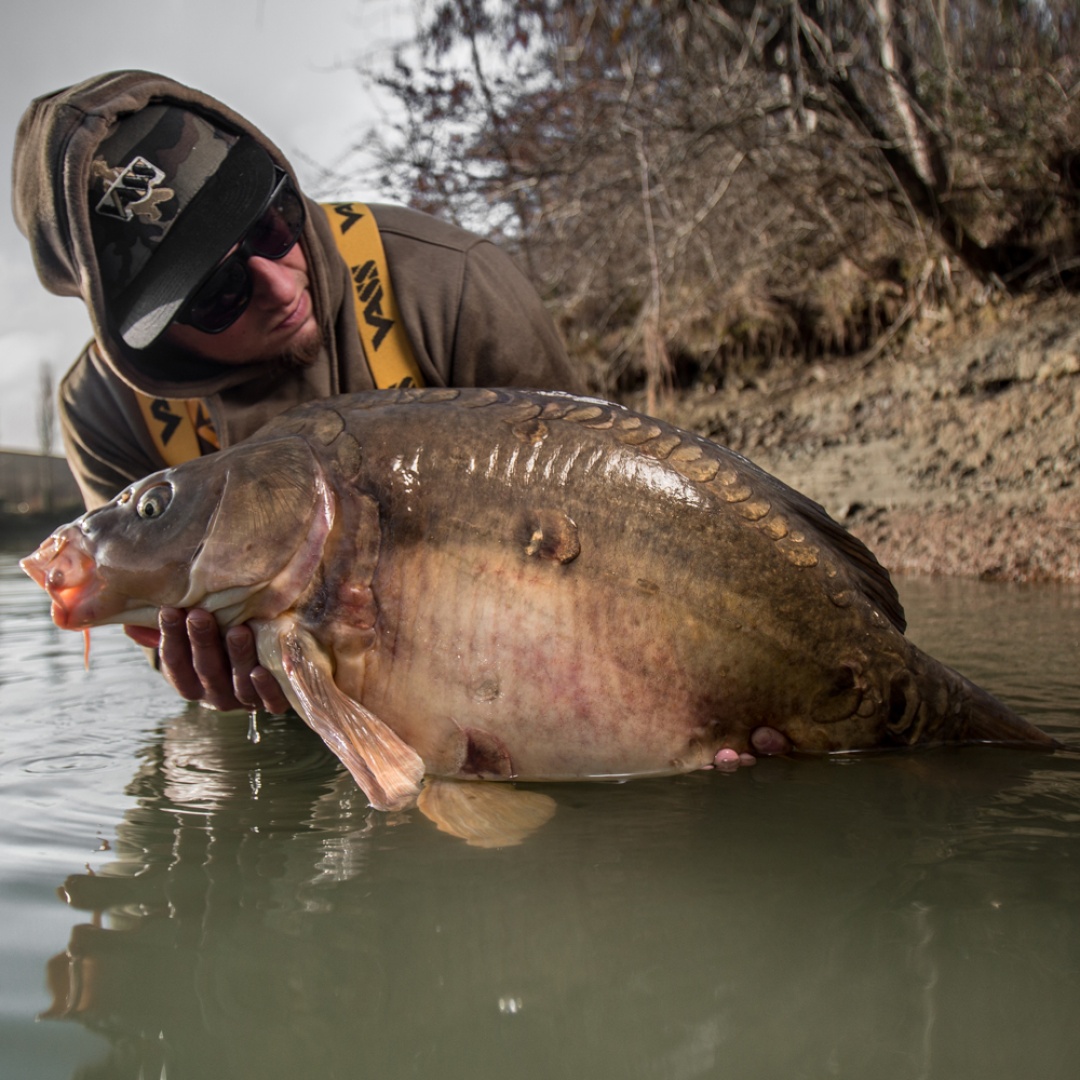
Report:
352,544,727,781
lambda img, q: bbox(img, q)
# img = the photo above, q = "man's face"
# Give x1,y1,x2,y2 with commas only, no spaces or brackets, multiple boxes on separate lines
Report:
166,242,320,366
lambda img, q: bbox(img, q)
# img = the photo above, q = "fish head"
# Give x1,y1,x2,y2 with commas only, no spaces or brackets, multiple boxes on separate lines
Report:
21,436,334,631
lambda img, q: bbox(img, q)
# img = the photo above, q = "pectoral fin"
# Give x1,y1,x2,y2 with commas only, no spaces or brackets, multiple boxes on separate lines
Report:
279,627,424,811
417,778,557,848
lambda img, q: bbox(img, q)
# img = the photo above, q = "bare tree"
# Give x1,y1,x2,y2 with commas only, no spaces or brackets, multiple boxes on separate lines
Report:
357,0,1080,396
37,362,55,511
37,363,55,456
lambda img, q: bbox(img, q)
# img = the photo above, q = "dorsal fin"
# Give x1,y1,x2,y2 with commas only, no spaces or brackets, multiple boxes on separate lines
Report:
741,458,907,633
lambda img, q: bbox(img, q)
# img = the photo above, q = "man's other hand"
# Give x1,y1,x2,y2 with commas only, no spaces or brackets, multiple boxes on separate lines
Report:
124,607,290,714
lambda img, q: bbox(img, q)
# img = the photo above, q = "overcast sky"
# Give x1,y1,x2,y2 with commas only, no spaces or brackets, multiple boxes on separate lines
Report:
0,0,414,452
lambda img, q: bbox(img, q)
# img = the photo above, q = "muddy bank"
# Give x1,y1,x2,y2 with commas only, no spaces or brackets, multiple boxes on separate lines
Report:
643,293,1080,583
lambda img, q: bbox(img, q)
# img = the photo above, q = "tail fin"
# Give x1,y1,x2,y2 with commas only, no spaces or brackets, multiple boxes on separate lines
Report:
892,647,1060,750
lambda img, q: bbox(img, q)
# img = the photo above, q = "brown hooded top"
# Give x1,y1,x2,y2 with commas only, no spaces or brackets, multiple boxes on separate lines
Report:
13,70,582,508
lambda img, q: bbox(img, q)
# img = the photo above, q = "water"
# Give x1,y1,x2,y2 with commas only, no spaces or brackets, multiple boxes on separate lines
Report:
1,548,1078,1080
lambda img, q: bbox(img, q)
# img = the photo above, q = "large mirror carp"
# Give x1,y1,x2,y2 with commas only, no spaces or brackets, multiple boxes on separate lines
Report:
22,389,1057,845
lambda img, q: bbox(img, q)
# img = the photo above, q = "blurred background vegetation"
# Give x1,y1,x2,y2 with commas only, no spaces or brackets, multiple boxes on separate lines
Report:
351,0,1080,405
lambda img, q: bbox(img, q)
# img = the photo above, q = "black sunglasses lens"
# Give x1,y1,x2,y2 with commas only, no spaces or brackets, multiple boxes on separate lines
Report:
248,181,305,259
185,257,252,333
176,175,304,334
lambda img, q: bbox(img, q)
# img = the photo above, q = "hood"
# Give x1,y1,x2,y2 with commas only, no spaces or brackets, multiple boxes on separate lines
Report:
12,69,344,399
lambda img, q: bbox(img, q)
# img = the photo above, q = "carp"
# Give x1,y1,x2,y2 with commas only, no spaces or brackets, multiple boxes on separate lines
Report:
21,389,1056,845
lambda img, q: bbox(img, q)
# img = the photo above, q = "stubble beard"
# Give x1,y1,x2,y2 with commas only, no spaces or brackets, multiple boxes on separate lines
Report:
279,323,324,368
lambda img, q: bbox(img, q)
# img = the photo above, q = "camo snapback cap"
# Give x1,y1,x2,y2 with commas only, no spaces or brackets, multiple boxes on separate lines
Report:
89,104,277,349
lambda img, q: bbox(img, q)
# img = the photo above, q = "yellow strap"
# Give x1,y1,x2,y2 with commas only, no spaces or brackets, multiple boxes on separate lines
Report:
135,394,219,468
321,202,425,389
135,201,420,467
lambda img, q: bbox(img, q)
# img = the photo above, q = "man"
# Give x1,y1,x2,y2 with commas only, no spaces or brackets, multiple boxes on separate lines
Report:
13,70,583,714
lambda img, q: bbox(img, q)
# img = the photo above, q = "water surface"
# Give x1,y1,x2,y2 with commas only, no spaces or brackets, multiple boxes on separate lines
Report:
1,551,1078,1079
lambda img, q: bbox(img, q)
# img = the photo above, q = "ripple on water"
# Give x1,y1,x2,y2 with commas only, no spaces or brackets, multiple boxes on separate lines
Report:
18,753,117,774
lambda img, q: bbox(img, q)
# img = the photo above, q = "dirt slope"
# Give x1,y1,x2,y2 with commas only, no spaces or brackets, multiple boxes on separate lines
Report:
652,293,1080,583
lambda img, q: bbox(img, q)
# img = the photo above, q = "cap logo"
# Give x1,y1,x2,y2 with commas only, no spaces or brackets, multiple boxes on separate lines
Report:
93,156,175,223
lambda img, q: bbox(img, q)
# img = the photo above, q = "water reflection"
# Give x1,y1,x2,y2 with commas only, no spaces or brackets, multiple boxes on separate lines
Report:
6,551,1080,1079
43,710,375,1076
899,575,1080,741
38,702,1080,1080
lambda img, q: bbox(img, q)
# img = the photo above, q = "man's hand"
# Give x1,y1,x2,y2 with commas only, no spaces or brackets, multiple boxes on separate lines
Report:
125,607,290,714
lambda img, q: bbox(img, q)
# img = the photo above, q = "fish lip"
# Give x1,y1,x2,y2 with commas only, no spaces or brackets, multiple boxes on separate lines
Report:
48,573,109,631
20,528,110,630
18,554,47,589
19,530,65,588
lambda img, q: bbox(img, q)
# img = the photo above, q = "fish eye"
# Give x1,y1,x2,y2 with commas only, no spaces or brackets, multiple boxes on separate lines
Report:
136,484,173,521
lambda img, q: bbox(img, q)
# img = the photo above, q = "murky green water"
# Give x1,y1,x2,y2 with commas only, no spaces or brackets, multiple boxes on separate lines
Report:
1,549,1078,1080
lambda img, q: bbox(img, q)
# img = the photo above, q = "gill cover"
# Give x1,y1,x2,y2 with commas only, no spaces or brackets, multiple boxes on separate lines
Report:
177,436,332,617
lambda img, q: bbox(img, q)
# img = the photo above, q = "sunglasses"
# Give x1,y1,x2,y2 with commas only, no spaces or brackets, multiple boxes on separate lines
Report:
174,169,306,334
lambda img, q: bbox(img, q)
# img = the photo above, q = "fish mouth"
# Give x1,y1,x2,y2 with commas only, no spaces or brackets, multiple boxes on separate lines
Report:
20,528,109,630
